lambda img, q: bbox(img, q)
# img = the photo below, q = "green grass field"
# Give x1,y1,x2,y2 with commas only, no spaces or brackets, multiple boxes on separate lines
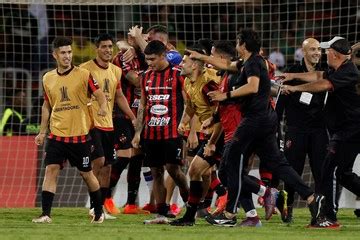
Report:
0,208,359,240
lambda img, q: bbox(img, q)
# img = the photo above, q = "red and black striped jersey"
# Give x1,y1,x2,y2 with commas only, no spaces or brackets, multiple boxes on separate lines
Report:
141,64,184,140
112,50,147,118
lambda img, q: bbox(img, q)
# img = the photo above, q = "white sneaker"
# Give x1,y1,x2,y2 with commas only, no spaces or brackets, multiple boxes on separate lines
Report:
91,213,104,224
143,214,169,224
104,211,117,220
32,215,52,223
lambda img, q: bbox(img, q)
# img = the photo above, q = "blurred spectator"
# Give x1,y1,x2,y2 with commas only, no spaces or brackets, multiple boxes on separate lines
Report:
269,46,285,69
294,45,304,63
71,29,96,66
0,90,27,136
4,4,38,72
21,96,44,135
28,4,51,70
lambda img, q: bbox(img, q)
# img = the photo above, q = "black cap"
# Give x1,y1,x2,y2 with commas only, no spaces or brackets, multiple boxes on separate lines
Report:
320,36,352,55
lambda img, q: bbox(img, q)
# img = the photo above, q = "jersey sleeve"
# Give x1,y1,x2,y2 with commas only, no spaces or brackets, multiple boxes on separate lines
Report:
323,67,358,91
88,74,100,94
244,59,261,78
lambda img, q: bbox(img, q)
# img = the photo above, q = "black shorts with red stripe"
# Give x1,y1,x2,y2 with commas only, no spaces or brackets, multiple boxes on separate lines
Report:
196,134,224,166
114,117,135,150
89,128,116,165
44,138,92,172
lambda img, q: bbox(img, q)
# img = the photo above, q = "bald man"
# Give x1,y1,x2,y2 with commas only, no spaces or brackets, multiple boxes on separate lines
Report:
276,38,328,223
282,36,360,228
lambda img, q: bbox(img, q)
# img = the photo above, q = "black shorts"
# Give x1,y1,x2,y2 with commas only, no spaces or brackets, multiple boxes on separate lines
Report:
143,138,183,167
89,128,115,165
44,139,92,172
196,134,224,166
114,117,134,150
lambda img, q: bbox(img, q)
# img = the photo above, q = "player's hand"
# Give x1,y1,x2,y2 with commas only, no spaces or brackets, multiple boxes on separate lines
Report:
281,85,297,95
278,73,294,83
128,25,143,38
185,49,203,60
208,90,226,102
203,142,216,157
187,131,198,150
131,118,138,129
98,106,107,117
35,133,46,146
123,47,135,63
201,116,214,131
131,133,141,149
177,122,187,135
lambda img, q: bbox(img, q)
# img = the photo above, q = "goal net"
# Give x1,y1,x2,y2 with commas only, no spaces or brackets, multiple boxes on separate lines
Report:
0,0,359,208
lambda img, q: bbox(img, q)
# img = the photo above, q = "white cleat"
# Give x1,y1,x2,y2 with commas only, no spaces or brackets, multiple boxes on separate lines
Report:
91,213,104,224
32,215,52,223
104,211,117,220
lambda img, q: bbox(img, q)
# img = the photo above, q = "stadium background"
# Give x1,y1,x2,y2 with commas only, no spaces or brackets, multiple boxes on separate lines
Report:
0,0,359,209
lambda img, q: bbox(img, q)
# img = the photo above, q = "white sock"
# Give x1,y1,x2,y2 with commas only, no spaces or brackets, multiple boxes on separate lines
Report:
245,209,258,218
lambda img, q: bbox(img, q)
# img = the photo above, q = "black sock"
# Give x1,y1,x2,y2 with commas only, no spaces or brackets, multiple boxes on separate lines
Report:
89,189,103,217
184,181,203,220
100,187,108,205
42,191,55,217
127,155,143,204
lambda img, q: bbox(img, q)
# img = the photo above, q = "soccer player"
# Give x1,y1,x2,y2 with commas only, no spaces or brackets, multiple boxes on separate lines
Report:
169,47,223,226
32,36,107,224
282,36,360,228
198,29,322,227
80,33,136,219
276,38,328,223
132,40,189,224
109,33,152,214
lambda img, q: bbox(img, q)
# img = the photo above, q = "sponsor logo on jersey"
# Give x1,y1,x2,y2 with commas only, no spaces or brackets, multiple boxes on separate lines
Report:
150,104,168,115
148,94,170,101
148,117,171,126
131,98,140,108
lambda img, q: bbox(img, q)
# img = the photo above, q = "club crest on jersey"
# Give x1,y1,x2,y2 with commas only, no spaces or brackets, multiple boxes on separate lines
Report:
60,86,70,102
103,79,110,93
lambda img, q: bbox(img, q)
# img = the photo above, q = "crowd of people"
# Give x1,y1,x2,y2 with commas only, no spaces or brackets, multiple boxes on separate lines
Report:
15,22,359,229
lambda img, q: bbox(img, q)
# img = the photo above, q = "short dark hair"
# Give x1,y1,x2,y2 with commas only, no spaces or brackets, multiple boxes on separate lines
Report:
197,38,213,56
184,44,206,57
52,37,72,50
237,29,261,53
213,41,236,58
144,40,167,55
94,33,114,47
146,25,168,35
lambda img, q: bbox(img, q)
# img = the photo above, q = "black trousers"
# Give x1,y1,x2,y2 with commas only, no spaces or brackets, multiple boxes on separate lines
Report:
284,127,329,206
321,137,360,221
225,114,314,214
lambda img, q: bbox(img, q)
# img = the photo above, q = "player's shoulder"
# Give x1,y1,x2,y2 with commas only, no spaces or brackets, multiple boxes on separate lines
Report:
203,67,221,83
79,60,94,69
171,64,182,73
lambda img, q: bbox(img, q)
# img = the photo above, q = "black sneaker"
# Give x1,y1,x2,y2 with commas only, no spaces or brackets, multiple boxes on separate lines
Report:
169,217,195,226
276,190,288,222
308,194,325,225
205,212,237,227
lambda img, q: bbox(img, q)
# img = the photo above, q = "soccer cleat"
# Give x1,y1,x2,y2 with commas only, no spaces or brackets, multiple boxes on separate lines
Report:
264,187,279,220
32,215,52,223
104,198,120,215
308,217,341,229
283,206,293,223
196,207,210,218
276,190,288,222
205,212,237,227
239,216,262,227
142,203,157,213
169,217,195,226
308,194,325,225
170,203,181,216
123,204,150,214
143,214,169,224
257,196,265,206
213,192,227,216
104,211,117,220
91,213,104,224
